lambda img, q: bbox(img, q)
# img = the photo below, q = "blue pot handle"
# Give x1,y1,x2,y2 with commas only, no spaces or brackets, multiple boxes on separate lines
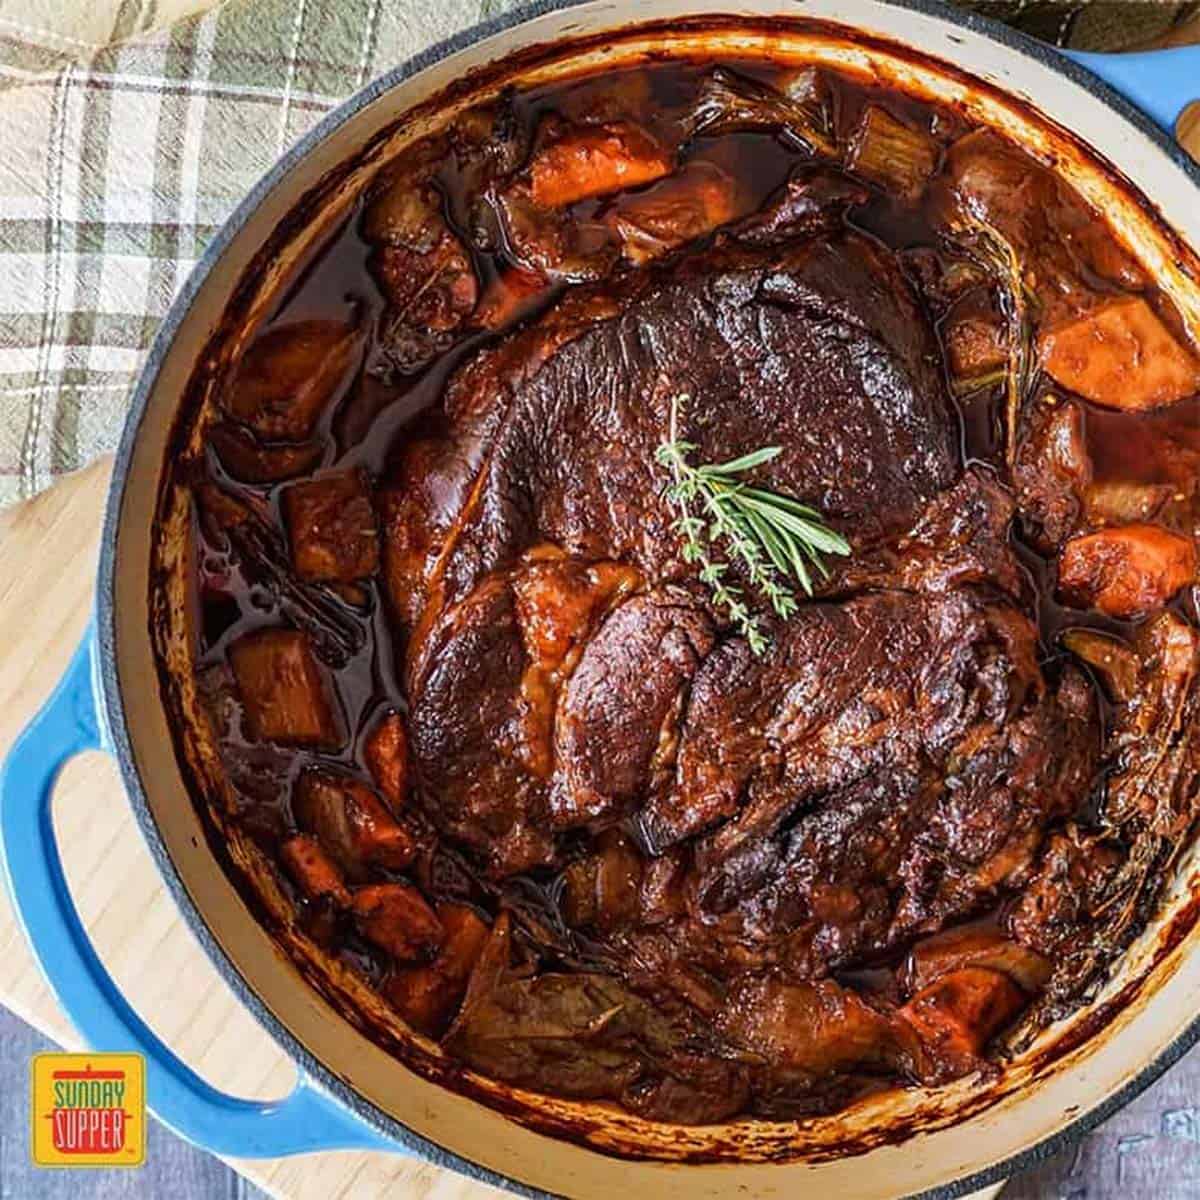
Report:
0,628,394,1157
1064,46,1200,135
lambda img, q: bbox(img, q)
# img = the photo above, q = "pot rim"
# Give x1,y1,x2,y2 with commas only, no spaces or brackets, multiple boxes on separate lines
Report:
95,1,1200,1196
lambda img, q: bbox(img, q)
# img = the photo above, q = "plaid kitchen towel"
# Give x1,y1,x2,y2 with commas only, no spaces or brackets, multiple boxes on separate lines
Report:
0,0,1195,506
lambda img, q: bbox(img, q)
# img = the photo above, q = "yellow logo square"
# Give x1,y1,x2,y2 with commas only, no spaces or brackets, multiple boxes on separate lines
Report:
31,1053,146,1168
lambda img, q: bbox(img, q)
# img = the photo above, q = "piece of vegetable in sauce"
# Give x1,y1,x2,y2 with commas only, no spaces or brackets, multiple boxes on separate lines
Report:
363,147,481,365
293,769,417,880
1012,396,1093,549
1006,829,1125,961
363,711,409,811
228,628,343,748
1041,294,1200,410
1062,629,1141,704
602,160,740,265
1058,523,1197,619
686,66,834,155
730,166,868,247
280,834,351,906
1001,831,1136,1043
528,120,672,208
846,105,939,203
716,977,903,1077
351,883,445,961
282,468,380,583
474,265,550,330
942,289,1010,393
220,320,360,441
207,422,324,485
376,238,478,336
897,966,1026,1082
1102,611,1199,836
938,129,1146,316
901,924,1051,995
384,902,490,1035
363,165,445,250
1009,614,1200,1030
447,960,739,1107
1085,479,1178,527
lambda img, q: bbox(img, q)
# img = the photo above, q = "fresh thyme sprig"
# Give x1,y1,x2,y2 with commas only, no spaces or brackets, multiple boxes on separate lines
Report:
655,393,851,655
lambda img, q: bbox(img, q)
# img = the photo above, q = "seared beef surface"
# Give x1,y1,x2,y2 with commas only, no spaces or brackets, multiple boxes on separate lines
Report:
389,233,958,633
384,230,1106,1112
187,56,1200,1129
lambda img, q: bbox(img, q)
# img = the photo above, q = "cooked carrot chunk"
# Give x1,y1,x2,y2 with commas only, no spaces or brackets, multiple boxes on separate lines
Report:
280,834,350,906
363,712,409,810
436,903,491,983
529,121,672,208
221,319,360,440
384,903,491,1035
1041,295,1200,410
283,468,379,583
293,770,417,881
351,884,444,961
229,629,342,748
899,966,1026,1082
1058,524,1196,618
474,266,550,330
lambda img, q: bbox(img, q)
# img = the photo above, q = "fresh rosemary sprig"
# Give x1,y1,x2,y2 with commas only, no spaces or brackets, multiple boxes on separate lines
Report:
655,394,851,655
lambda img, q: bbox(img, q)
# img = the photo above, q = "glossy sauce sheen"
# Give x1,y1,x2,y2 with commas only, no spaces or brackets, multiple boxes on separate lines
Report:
186,57,1200,1121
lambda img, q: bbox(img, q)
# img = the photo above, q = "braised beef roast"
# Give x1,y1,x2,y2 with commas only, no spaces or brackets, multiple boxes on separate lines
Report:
184,58,1200,1124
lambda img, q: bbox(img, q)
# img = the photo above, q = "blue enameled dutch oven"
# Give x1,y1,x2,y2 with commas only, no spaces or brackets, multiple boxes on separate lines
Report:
3,2,1200,1197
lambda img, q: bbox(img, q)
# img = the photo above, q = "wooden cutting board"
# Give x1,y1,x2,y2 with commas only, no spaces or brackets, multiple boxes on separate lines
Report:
6,73,1199,1193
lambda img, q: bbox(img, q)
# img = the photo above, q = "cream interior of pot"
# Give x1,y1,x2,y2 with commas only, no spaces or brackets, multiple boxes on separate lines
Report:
115,6,1200,1196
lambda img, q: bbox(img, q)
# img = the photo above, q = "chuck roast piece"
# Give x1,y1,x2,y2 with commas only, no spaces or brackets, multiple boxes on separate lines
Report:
406,555,640,875
621,590,1098,983
407,573,555,877
642,590,1050,851
385,231,958,641
549,589,716,829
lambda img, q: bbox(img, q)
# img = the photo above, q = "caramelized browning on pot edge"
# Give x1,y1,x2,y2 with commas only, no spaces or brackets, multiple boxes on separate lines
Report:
178,56,1200,1125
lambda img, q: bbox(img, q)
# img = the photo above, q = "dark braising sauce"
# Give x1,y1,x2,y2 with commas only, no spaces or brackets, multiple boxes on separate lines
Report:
183,57,1200,1123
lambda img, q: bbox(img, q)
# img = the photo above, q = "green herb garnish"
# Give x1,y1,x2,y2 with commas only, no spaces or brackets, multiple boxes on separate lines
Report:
655,393,850,655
